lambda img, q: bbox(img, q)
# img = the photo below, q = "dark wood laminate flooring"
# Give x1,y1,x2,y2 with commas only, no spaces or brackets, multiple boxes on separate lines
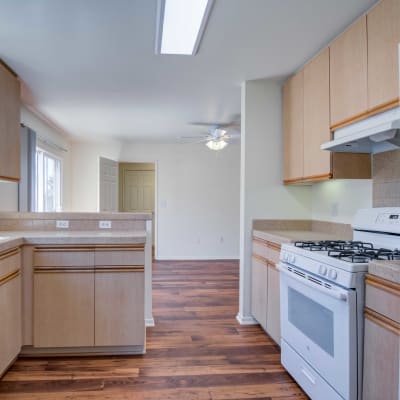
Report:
0,260,307,399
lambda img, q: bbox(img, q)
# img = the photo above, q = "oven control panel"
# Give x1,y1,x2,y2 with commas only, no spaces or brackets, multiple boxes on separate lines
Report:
376,213,400,224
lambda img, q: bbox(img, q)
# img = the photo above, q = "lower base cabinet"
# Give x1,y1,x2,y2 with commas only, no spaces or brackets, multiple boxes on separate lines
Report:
267,265,280,344
33,246,145,350
363,274,400,400
251,237,281,345
34,270,95,348
0,248,21,376
251,256,268,330
95,269,144,346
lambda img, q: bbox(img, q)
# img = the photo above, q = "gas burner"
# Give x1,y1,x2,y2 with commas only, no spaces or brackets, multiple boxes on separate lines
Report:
294,240,374,252
328,247,400,263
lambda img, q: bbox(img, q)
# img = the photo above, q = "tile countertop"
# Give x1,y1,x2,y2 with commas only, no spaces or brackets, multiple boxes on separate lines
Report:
368,259,400,284
253,229,352,245
0,230,147,253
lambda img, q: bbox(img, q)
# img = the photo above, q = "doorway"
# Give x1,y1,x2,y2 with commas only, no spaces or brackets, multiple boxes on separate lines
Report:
119,162,156,251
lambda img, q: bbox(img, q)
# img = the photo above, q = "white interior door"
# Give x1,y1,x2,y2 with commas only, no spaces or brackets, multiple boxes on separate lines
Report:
99,157,118,212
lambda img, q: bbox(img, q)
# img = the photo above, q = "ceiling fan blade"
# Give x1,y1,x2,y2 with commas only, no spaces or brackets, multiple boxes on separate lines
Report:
180,137,212,144
180,135,211,140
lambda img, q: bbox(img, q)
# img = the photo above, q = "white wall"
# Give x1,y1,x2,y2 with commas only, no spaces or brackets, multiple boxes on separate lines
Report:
312,179,373,223
69,141,122,212
0,106,72,212
69,141,240,259
238,78,312,324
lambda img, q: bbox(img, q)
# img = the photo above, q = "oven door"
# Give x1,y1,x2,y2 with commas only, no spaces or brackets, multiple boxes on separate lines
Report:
278,263,357,400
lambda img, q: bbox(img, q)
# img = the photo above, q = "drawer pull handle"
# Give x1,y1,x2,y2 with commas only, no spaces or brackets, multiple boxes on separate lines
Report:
301,367,316,385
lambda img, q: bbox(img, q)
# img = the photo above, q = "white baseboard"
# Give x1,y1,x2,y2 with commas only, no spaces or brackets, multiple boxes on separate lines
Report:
236,313,258,325
145,318,155,327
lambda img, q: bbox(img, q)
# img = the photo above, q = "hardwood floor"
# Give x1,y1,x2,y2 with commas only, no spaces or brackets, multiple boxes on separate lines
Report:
0,260,307,399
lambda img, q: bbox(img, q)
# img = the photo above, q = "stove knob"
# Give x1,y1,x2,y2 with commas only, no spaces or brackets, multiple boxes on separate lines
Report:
328,269,338,280
319,265,327,275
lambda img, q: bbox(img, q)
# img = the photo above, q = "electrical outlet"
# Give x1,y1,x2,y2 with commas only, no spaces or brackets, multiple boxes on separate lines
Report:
331,203,339,217
99,220,112,229
56,220,69,229
220,236,224,244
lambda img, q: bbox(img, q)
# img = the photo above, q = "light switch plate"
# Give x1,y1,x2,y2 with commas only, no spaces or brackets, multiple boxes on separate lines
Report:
99,220,112,229
56,220,69,229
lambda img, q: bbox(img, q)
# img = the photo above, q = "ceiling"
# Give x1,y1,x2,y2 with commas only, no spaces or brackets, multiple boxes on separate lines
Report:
0,0,376,143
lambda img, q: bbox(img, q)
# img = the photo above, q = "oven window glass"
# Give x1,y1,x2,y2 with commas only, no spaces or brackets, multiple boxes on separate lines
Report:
288,287,334,356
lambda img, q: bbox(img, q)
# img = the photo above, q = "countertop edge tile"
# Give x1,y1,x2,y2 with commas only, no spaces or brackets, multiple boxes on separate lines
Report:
0,231,147,253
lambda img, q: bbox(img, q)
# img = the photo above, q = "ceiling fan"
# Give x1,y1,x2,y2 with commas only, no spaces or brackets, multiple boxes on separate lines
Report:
181,117,241,151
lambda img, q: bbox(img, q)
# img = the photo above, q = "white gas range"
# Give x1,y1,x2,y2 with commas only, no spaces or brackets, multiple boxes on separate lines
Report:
278,208,400,400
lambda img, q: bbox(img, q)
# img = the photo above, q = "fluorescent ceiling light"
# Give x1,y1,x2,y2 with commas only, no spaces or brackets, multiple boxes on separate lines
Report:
206,140,228,151
156,0,214,55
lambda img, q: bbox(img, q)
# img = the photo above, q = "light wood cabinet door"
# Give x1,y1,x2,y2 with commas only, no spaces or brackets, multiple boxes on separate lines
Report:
95,269,144,346
266,265,280,345
363,314,400,400
283,70,304,183
33,270,95,348
251,256,268,330
0,271,21,375
303,48,331,180
0,63,20,182
330,16,368,129
367,0,400,111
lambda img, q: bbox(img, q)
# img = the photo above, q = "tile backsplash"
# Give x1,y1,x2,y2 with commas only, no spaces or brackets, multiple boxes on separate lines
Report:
373,149,400,207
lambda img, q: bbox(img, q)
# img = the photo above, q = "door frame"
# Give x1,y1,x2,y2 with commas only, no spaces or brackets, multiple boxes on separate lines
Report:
118,160,159,259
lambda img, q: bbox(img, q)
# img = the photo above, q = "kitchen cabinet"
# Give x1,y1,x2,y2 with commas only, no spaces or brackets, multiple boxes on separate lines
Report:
330,16,368,130
266,264,280,344
283,70,304,183
303,48,331,180
0,61,20,182
283,48,371,184
363,273,400,400
33,248,95,347
33,245,145,350
94,247,145,346
0,248,21,376
251,255,268,330
251,237,281,345
367,0,400,112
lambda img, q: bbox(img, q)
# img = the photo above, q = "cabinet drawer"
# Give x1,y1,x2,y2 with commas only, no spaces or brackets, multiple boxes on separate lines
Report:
365,275,400,324
34,248,94,267
95,247,145,266
0,248,21,279
252,239,268,259
266,246,281,266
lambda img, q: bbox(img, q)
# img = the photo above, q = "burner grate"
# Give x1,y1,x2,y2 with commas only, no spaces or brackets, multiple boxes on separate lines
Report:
294,241,400,263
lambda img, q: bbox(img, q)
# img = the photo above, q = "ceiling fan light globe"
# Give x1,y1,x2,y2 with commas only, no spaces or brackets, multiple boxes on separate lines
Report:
206,140,228,151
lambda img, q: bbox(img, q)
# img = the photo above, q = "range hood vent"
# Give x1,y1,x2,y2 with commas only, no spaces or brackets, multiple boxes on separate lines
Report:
321,107,400,153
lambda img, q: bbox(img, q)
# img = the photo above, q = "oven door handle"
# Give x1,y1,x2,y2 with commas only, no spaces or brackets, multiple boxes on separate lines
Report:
277,263,349,302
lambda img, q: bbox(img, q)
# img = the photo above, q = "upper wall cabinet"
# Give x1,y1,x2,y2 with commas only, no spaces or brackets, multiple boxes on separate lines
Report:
283,71,304,183
283,48,371,184
367,0,400,112
303,48,331,180
0,62,20,182
330,16,368,130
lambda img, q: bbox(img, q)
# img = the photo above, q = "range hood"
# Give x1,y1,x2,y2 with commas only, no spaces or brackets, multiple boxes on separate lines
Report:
321,106,400,153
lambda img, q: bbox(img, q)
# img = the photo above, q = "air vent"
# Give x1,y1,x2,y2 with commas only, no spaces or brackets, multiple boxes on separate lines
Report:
293,269,306,278
308,276,322,286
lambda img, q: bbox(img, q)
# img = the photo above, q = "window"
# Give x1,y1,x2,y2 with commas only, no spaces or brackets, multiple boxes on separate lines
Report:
36,148,62,212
